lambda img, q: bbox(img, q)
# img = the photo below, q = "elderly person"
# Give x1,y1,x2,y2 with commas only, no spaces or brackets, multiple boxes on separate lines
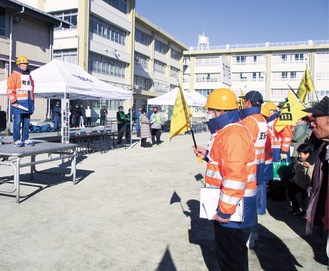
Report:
303,96,329,266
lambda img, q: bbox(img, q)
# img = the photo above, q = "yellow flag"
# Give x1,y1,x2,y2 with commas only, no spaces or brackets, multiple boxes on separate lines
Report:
275,90,308,132
238,90,244,110
296,67,315,102
169,86,192,140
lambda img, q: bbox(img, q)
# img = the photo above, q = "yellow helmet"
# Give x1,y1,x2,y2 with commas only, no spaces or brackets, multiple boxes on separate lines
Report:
265,102,277,111
261,104,270,118
206,88,238,110
16,56,29,65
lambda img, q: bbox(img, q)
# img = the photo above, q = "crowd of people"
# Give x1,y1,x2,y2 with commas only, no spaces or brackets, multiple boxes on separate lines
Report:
193,88,328,271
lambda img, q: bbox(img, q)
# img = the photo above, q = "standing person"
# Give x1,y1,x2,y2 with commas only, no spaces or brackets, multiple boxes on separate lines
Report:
116,106,128,144
73,104,81,128
288,143,313,216
100,105,108,126
267,102,293,163
7,56,35,147
80,104,86,128
136,106,142,137
85,105,92,127
150,106,163,146
125,108,131,142
52,102,61,132
139,109,151,148
303,96,329,266
194,88,257,271
291,117,309,164
239,90,267,248
266,102,293,200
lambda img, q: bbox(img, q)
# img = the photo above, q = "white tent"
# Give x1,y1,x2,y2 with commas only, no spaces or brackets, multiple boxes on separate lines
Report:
0,59,132,100
147,87,206,107
0,59,132,143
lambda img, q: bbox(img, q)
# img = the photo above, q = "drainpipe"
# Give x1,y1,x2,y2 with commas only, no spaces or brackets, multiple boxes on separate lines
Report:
7,6,25,135
9,6,25,75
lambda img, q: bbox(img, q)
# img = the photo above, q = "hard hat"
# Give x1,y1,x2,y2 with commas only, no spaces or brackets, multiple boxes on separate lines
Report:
206,88,238,110
261,104,270,118
16,56,29,65
265,102,277,111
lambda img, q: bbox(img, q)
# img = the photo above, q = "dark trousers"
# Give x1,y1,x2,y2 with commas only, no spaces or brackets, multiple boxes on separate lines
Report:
151,128,161,145
214,222,250,271
117,123,126,143
86,117,91,127
141,138,147,147
100,116,106,126
288,182,308,211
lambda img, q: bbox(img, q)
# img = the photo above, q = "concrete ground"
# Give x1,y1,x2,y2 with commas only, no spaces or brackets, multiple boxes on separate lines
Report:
0,131,327,271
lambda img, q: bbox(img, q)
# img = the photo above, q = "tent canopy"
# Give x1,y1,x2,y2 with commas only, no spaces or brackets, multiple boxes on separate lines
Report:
147,87,206,107
0,59,131,100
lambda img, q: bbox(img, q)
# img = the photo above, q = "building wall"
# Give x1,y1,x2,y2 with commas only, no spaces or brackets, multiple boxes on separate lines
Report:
184,41,329,103
0,4,59,122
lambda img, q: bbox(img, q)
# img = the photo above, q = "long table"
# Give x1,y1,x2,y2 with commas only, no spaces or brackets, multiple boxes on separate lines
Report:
0,142,77,203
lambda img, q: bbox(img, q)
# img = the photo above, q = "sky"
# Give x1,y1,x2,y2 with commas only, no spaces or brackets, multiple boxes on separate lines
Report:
136,0,329,48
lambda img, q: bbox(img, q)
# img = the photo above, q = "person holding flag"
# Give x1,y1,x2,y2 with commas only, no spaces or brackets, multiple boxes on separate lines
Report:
193,88,257,271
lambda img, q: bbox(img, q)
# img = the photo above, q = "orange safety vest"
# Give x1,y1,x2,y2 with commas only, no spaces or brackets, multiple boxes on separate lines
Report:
205,133,223,187
7,70,34,114
241,114,267,166
268,117,292,153
209,122,257,216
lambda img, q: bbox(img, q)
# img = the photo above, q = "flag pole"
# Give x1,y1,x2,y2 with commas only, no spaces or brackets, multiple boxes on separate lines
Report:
180,86,197,148
288,84,303,103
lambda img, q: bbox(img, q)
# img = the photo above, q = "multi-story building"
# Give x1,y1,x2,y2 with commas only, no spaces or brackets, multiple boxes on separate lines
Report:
20,0,187,119
0,0,69,120
183,35,329,103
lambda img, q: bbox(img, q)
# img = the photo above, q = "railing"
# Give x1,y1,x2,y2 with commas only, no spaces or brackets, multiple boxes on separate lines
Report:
188,40,329,51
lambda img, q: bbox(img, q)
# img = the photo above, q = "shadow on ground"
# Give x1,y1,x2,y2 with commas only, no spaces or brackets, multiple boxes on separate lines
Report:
184,199,220,271
267,195,328,266
0,155,93,203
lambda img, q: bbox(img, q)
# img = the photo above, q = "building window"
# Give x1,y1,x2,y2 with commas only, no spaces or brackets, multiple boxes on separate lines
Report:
52,9,77,29
240,73,247,81
197,89,212,98
135,52,149,69
290,71,296,79
281,54,288,62
53,49,78,64
281,72,288,80
195,73,219,82
90,15,127,45
170,67,180,79
154,60,166,74
0,8,5,36
90,52,127,78
171,48,182,61
253,56,257,63
102,0,127,13
135,29,151,46
154,39,168,55
195,57,220,66
134,75,151,90
295,54,304,61
236,56,246,64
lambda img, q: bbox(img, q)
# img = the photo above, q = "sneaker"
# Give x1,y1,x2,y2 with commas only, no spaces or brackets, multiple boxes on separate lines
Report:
24,139,34,147
14,140,24,147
